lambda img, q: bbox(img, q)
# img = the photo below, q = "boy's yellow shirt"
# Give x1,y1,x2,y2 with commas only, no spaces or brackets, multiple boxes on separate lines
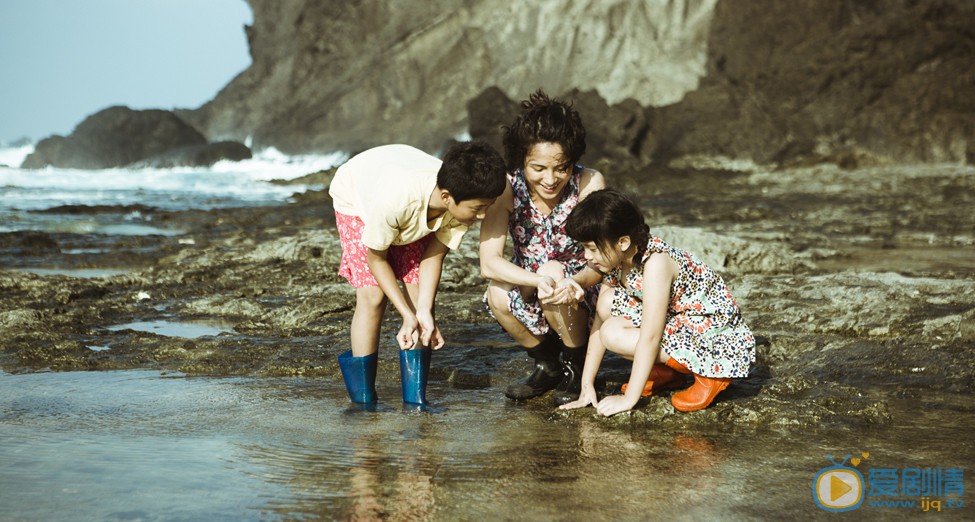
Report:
329,144,468,250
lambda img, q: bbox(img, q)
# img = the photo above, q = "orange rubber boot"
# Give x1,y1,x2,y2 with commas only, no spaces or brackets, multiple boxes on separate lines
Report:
664,357,692,374
671,373,731,412
621,364,686,397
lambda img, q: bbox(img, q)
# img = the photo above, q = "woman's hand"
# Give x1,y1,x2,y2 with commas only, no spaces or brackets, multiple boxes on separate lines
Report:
535,275,557,301
397,315,420,350
541,277,584,306
595,394,638,417
558,384,599,410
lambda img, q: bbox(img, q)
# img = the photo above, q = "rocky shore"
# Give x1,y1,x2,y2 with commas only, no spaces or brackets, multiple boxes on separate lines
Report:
5,0,974,436
3,160,972,432
5,4,975,519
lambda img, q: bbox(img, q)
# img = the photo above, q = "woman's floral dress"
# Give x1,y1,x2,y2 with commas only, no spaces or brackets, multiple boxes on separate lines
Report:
605,236,755,378
484,166,598,335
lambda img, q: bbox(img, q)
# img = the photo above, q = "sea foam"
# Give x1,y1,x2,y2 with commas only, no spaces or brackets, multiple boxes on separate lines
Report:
0,146,348,213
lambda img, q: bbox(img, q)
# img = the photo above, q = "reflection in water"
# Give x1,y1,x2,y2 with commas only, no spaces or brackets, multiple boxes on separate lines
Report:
234,422,440,520
346,434,436,521
10,267,131,278
569,420,729,514
105,319,235,338
816,245,975,276
1,370,972,520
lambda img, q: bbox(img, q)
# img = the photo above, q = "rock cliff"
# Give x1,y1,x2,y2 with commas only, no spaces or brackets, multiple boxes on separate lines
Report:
183,0,717,154
182,0,974,167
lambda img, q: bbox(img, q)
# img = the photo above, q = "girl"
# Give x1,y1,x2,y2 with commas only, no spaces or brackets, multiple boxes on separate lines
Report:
479,90,606,405
555,188,755,416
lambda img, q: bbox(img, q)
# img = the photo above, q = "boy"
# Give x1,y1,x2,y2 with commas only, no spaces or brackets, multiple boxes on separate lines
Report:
328,141,506,405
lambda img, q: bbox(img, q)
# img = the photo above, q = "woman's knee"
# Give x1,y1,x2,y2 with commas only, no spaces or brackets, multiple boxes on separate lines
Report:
536,260,567,280
484,283,513,317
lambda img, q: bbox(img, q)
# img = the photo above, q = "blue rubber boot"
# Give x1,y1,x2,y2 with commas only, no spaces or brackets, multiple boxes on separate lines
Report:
399,347,431,406
338,350,378,404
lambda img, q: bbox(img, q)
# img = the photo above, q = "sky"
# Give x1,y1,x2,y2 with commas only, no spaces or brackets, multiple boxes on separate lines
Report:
0,0,253,144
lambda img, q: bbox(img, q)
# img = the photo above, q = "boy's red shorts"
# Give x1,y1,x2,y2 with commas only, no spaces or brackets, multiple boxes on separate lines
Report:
335,211,433,288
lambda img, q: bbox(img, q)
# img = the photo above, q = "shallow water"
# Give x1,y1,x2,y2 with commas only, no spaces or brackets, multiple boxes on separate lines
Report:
0,370,970,520
12,267,132,278
105,320,236,339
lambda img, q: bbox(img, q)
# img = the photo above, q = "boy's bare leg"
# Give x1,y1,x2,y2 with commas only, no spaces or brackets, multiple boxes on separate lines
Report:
351,286,388,356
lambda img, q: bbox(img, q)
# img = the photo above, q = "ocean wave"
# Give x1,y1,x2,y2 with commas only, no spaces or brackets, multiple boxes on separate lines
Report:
0,144,34,168
0,146,348,212
208,147,348,181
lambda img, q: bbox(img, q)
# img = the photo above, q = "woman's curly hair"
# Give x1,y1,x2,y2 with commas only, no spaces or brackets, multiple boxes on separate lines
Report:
500,89,587,172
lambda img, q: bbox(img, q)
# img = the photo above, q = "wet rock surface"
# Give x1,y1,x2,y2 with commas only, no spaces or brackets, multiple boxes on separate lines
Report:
2,162,972,433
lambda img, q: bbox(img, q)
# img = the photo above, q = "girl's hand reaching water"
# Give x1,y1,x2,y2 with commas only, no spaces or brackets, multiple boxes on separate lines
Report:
558,384,599,410
595,394,638,417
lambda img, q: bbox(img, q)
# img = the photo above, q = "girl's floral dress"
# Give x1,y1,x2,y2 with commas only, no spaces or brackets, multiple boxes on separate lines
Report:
606,236,755,378
484,166,598,335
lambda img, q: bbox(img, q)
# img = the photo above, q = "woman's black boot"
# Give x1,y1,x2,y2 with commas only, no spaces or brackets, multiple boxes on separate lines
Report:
552,343,587,406
504,334,563,400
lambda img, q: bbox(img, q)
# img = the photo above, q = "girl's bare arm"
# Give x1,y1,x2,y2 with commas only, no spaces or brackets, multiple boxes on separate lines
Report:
596,254,677,416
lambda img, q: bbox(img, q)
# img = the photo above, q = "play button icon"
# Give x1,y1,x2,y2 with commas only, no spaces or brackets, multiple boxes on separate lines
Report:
814,467,864,512
830,474,853,501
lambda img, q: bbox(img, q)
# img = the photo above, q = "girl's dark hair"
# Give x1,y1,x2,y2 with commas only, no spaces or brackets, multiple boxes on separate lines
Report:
501,89,587,172
565,188,650,259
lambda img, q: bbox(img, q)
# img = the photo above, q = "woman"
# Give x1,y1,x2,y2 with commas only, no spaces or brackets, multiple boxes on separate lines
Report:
479,90,605,405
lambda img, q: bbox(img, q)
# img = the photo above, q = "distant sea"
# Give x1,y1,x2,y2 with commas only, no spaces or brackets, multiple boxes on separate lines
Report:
0,143,347,235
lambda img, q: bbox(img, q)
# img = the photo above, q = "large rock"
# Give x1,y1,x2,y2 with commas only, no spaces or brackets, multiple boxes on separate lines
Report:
179,0,972,168
465,87,520,160
652,0,975,166
22,106,207,169
562,89,654,167
181,0,716,155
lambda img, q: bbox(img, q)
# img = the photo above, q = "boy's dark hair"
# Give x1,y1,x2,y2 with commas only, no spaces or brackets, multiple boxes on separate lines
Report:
501,89,587,172
438,140,506,203
566,188,650,259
